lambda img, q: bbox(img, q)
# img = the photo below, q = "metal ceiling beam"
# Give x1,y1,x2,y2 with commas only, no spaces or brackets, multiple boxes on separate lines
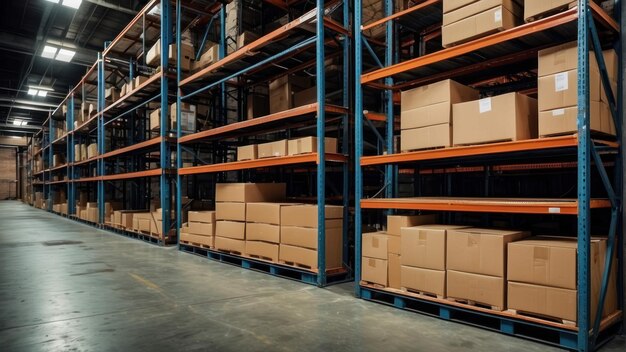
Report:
0,123,41,131
85,0,138,15
0,97,58,108
0,104,51,112
0,32,97,68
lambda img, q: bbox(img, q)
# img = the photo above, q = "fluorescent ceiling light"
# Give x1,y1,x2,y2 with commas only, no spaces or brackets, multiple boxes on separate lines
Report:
28,88,38,96
31,85,54,91
44,0,60,3
13,119,23,126
42,45,58,59
37,90,48,97
55,48,76,62
62,0,82,9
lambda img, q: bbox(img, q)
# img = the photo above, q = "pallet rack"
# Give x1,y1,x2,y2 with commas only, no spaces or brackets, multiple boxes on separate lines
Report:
354,1,623,350
175,0,352,286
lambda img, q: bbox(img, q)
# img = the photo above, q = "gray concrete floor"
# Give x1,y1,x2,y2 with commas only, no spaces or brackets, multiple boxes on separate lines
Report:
0,201,623,352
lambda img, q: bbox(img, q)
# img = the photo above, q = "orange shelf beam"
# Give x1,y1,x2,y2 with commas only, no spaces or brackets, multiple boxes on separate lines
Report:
361,0,440,31
102,0,159,57
72,176,100,183
101,168,164,181
360,197,611,215
100,73,161,115
364,111,387,122
47,180,68,185
100,137,172,159
179,153,347,175
50,164,68,172
72,157,99,167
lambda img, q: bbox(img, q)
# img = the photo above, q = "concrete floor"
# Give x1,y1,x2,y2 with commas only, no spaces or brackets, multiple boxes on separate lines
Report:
0,201,623,352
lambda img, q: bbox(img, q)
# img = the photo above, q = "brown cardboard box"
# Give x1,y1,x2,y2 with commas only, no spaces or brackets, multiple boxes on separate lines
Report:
134,76,148,90
193,44,219,71
87,208,98,223
245,240,279,261
388,253,401,289
237,31,259,48
87,143,98,159
280,222,343,249
170,102,197,133
401,225,468,270
401,266,446,296
245,202,297,225
215,183,286,203
180,231,213,247
442,6,521,47
269,75,312,114
287,137,338,155
188,210,215,224
387,233,401,255
401,79,479,115
443,0,522,26
447,270,505,308
362,232,388,260
524,0,575,21
443,0,479,13
149,109,161,131
508,282,577,321
147,39,194,70
280,205,343,228
74,144,82,161
237,144,257,161
452,93,538,145
539,102,606,137
362,257,388,285
401,124,452,151
280,243,342,270
247,93,269,119
258,140,288,158
105,87,119,102
216,202,246,221
293,86,317,107
537,69,601,112
387,214,438,236
215,220,246,240
214,236,245,254
187,222,214,236
246,223,280,243
447,228,529,277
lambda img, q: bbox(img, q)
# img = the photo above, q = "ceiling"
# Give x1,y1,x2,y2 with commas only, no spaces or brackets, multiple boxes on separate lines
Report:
0,0,149,137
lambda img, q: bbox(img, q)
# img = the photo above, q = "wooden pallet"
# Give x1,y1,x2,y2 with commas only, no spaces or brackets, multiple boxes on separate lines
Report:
279,260,343,274
446,297,503,312
402,145,447,153
507,309,577,327
402,287,444,300
179,240,212,249
453,138,514,147
359,280,385,289
215,248,244,256
525,2,577,23
247,253,277,262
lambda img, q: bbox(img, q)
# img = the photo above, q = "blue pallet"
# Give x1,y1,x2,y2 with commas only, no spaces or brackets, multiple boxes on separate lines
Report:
101,224,166,246
179,243,352,287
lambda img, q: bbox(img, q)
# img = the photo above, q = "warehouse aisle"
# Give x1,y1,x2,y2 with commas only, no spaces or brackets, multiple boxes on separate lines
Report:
0,201,623,352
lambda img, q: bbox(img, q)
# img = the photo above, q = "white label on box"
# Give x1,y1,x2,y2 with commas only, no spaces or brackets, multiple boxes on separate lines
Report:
555,72,569,92
494,8,502,22
548,207,561,214
479,98,492,113
552,109,565,116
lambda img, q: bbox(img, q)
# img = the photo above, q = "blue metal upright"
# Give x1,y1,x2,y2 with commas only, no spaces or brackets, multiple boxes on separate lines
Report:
353,0,363,295
160,0,172,239
67,94,75,215
97,52,105,224
315,0,327,287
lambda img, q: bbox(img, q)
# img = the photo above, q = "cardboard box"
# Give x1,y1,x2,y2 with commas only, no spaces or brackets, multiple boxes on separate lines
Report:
280,243,342,270
453,93,538,145
245,240,279,261
539,102,609,137
401,124,452,151
214,236,245,254
280,221,343,249
87,143,98,159
149,109,161,131
216,202,246,222
105,87,119,102
447,228,529,277
447,270,505,308
293,86,317,107
401,266,446,297
193,44,219,71
269,75,311,114
215,220,246,240
443,0,479,13
180,231,213,247
74,144,82,162
362,232,388,260
237,31,259,48
508,281,576,321
387,214,438,236
280,205,343,228
287,137,338,156
245,202,297,225
362,257,388,286
525,0,575,21
134,76,148,90
442,5,521,47
187,222,214,236
188,210,215,224
538,69,601,112
388,253,401,289
215,183,286,203
401,79,478,116
247,93,269,119
443,0,522,26
237,144,257,161
258,140,288,158
401,225,468,270
147,39,194,70
170,102,197,133
246,222,281,243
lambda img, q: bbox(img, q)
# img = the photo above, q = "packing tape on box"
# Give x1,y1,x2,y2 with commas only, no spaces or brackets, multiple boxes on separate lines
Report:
553,109,565,116
533,246,549,260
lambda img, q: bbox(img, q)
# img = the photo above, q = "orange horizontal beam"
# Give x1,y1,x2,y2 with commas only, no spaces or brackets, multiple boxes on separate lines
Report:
179,153,347,175
72,176,99,183
101,168,164,181
101,73,161,115
361,9,579,84
360,197,611,215
72,157,99,167
47,180,68,185
361,0,440,31
100,137,172,159
50,164,68,172
590,2,620,32
364,111,386,122
51,133,69,144
102,0,159,57
74,115,98,133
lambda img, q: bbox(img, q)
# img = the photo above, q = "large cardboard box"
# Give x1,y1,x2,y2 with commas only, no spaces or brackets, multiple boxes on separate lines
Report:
149,109,161,131
87,144,98,159
170,102,197,133
245,202,297,225
401,80,478,125
246,222,280,243
237,144,257,161
447,228,529,277
214,236,245,254
400,124,452,151
280,243,342,270
280,221,343,249
401,225,468,270
180,231,213,247
442,5,521,47
187,222,214,236
193,44,219,71
388,253,401,289
134,76,148,90
538,69,601,112
280,205,343,228
443,0,480,13
269,75,312,114
447,270,505,308
245,240,279,261
188,210,215,224
387,214,438,236
287,137,338,155
216,202,246,222
215,220,246,240
443,0,522,27
401,266,446,297
453,93,538,145
215,183,286,203
508,281,577,321
247,93,269,119
258,140,288,158
539,102,608,137
362,257,388,286
362,232,388,260
524,0,575,22
293,86,317,107
146,39,194,70
237,31,259,48
105,87,119,102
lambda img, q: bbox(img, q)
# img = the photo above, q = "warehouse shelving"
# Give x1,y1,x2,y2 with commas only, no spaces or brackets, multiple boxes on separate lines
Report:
355,1,623,350
175,0,352,286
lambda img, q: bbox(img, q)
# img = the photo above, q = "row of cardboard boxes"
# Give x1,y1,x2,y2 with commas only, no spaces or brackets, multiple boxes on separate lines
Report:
361,215,617,325
237,137,337,161
400,41,618,151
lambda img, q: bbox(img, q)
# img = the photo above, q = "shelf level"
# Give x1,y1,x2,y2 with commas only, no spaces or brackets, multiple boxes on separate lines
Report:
100,136,173,159
100,168,166,181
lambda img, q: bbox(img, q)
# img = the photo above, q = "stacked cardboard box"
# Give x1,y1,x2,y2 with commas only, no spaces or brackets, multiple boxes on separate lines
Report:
112,210,146,229
446,228,529,309
237,145,257,161
524,0,575,22
85,202,98,223
240,137,338,161
508,237,617,324
146,38,194,71
214,183,286,254
245,203,297,261
87,143,98,159
361,232,391,286
192,43,219,72
105,87,120,102
287,137,337,156
268,75,312,114
181,211,216,247
132,212,154,233
400,225,468,297
279,204,344,271
150,102,197,133
453,92,538,145
400,80,478,151
442,0,523,47
258,140,288,158
537,42,617,136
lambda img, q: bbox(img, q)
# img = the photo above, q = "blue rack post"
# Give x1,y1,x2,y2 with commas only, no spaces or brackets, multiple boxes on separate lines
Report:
353,0,364,295
160,0,172,240
97,52,105,224
315,0,327,287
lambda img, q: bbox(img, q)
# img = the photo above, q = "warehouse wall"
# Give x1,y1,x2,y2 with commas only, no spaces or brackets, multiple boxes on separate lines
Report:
0,148,18,200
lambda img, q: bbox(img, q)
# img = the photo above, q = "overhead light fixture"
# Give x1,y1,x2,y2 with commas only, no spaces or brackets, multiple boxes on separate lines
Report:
62,0,82,9
41,44,76,62
44,0,60,3
28,88,38,96
27,86,53,98
42,45,58,59
55,48,76,62
12,119,28,126
37,91,48,97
